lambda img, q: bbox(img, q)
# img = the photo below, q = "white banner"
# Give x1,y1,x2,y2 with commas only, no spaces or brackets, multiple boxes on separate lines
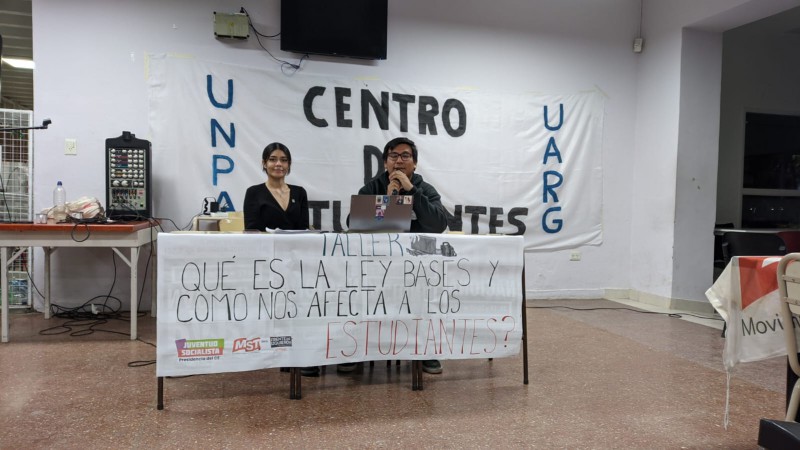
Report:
156,232,524,377
706,256,800,370
148,54,604,250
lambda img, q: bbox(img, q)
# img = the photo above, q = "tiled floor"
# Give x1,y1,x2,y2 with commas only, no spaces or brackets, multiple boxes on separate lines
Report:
0,299,787,449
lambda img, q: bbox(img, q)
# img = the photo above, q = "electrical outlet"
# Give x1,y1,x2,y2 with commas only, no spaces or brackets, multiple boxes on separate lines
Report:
65,138,77,155
633,37,644,53
570,251,581,261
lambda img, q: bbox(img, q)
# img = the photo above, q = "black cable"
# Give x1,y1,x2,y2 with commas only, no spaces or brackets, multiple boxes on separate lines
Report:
240,6,307,73
128,337,157,367
181,213,201,231
24,212,160,306
23,258,43,298
137,337,156,348
29,213,159,338
152,216,185,231
69,222,91,242
132,222,156,315
0,168,17,221
36,246,158,368
150,217,174,231
40,294,124,336
527,304,724,322
129,360,156,367
241,7,279,38
109,201,148,222
40,248,121,336
178,197,223,231
105,249,119,309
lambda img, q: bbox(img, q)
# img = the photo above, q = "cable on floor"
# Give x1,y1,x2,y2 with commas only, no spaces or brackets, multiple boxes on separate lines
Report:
527,304,724,322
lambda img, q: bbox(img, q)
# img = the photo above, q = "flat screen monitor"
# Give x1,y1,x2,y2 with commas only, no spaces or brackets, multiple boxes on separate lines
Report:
280,0,388,60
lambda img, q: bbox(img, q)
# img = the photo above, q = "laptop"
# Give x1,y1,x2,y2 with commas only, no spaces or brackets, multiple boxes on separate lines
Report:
349,194,414,232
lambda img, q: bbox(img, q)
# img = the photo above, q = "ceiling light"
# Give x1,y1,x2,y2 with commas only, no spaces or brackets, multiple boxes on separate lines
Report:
1,58,35,70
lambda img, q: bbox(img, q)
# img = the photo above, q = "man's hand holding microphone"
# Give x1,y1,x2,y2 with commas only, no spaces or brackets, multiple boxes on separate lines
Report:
387,169,412,195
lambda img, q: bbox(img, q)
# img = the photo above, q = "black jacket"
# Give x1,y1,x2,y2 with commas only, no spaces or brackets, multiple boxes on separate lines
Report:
357,171,448,233
243,183,309,231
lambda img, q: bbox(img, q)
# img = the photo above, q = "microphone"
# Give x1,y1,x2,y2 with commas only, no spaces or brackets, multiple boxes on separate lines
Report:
0,118,52,132
390,169,400,195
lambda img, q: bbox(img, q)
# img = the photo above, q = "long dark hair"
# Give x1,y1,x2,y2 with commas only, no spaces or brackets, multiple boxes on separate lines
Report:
262,142,292,174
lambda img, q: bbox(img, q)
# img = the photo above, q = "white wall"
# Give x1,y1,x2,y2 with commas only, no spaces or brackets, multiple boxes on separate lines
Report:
29,0,800,311
629,0,799,307
672,28,722,301
629,2,683,302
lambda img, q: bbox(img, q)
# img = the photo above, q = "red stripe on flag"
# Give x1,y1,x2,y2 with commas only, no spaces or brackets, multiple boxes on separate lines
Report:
738,256,778,310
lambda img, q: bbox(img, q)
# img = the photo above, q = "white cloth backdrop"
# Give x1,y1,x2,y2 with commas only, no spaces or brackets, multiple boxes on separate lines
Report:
147,54,604,250
156,232,524,376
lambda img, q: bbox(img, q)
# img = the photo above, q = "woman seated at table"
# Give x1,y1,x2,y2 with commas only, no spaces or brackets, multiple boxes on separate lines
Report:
243,142,309,232
243,142,317,377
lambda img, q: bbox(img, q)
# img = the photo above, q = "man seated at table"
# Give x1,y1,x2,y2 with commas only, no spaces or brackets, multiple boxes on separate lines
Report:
340,136,448,375
356,136,448,233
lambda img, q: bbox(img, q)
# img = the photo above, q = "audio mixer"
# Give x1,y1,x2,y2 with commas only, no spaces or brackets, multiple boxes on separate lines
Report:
105,131,151,220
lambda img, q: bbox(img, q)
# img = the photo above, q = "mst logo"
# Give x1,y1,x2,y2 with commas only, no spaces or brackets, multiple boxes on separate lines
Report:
232,337,262,353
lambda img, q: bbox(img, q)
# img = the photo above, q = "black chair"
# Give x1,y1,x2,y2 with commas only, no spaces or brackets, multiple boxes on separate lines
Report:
714,223,734,261
713,223,735,282
759,419,800,449
721,232,787,264
779,231,800,253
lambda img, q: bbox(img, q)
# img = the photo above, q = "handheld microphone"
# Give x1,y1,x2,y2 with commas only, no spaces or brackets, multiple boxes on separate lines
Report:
391,169,400,195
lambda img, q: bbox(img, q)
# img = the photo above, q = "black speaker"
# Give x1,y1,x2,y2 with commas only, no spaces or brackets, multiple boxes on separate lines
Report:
105,131,152,220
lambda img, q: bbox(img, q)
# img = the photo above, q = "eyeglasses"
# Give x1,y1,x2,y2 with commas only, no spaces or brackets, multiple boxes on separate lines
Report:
387,152,413,161
267,157,289,164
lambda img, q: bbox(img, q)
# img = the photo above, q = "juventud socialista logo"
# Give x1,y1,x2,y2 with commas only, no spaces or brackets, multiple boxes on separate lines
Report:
175,338,224,361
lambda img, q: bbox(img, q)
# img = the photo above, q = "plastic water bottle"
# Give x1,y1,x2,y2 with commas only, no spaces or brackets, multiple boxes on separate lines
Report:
53,181,66,222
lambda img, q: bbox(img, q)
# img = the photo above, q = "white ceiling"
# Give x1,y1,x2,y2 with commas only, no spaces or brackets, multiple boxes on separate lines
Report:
0,2,799,114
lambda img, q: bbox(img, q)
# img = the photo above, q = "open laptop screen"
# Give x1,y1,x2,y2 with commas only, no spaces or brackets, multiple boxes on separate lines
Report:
348,194,413,232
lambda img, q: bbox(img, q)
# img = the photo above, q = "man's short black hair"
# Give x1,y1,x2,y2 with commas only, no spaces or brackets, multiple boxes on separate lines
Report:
383,137,418,162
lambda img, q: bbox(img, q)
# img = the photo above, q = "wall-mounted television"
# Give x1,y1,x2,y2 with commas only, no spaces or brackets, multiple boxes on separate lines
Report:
280,0,388,60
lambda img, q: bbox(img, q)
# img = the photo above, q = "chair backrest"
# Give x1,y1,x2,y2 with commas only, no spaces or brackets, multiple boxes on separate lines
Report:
218,211,244,232
777,253,800,420
714,223,735,262
779,231,800,254
722,232,787,262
